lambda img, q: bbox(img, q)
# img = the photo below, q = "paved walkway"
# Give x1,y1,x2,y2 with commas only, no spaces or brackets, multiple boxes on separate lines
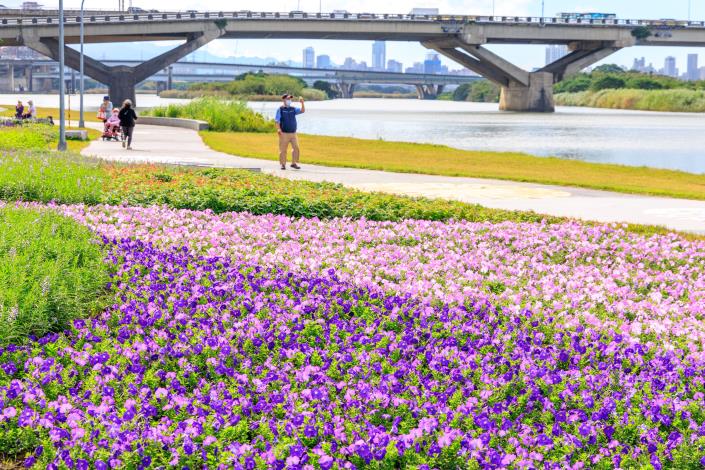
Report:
82,124,705,235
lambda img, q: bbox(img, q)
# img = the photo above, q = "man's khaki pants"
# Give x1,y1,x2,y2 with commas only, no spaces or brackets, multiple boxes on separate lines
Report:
279,132,300,166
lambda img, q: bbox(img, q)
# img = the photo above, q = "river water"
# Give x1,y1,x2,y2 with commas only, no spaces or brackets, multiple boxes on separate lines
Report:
3,94,704,174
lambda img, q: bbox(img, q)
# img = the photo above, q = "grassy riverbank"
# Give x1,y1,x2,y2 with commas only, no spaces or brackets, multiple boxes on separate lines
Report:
202,131,705,201
555,89,705,112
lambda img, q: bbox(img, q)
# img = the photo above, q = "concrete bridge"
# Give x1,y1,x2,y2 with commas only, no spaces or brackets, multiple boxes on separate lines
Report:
1,11,704,111
0,59,479,99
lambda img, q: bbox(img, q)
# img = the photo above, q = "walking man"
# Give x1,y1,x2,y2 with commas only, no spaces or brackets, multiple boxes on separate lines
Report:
275,94,305,170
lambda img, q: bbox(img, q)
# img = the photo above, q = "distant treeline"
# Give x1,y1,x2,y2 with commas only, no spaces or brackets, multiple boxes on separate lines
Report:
159,72,327,100
555,64,705,94
554,64,705,112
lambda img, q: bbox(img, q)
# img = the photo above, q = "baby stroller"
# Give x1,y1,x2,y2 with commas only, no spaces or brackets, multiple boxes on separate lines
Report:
102,110,122,141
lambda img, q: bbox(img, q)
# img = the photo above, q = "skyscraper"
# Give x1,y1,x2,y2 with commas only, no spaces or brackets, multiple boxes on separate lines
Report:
545,45,568,65
303,47,315,68
423,53,442,74
687,54,699,81
372,41,386,71
664,56,677,77
316,54,332,69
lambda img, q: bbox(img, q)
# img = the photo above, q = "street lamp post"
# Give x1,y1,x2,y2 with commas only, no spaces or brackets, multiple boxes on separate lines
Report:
79,0,85,128
58,0,67,151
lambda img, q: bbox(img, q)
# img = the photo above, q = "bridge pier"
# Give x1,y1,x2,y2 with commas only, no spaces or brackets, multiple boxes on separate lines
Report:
415,84,445,100
23,25,224,106
423,39,622,112
335,82,356,99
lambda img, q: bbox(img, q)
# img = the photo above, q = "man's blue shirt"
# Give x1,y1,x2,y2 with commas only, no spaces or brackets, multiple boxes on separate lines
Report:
275,106,303,133
275,106,303,123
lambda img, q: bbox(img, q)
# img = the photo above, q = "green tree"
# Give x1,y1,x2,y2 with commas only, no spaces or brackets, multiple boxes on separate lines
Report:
452,83,472,101
467,81,500,102
626,77,665,90
313,80,339,99
593,64,625,74
555,74,591,93
591,75,627,91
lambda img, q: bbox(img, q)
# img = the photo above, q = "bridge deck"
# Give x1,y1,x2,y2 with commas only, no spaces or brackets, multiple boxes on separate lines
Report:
1,12,704,47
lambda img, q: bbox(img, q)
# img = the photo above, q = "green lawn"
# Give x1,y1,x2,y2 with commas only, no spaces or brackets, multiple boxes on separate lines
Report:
201,131,705,201
0,105,99,152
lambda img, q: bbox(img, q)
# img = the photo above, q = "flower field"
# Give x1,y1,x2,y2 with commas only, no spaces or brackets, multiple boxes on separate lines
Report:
2,202,705,468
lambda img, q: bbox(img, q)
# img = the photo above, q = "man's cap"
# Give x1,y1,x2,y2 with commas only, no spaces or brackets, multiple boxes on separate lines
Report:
103,95,110,100
281,94,293,99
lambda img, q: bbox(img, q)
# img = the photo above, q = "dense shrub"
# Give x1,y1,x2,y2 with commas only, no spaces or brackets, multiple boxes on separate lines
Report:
554,74,591,93
452,82,471,101
452,80,500,102
0,207,108,344
626,77,665,90
590,75,627,91
146,98,276,132
313,80,339,99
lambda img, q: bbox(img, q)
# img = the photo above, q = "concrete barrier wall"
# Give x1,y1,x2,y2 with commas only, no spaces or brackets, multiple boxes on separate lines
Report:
138,116,209,131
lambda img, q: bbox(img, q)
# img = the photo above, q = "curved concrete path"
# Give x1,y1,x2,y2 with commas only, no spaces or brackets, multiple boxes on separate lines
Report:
82,124,705,235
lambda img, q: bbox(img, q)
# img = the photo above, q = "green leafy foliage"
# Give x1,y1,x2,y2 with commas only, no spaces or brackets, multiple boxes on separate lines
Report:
0,124,55,150
146,97,276,132
160,72,327,100
591,75,627,91
452,80,500,102
0,207,109,344
103,165,559,223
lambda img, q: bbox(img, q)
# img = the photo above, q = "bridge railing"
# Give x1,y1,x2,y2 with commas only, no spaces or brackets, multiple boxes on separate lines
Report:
1,11,704,28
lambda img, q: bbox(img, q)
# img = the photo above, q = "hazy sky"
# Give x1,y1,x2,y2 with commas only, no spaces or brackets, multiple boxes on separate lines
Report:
11,0,705,72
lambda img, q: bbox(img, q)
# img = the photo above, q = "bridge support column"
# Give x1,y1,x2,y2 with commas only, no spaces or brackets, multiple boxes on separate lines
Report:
415,84,445,100
499,72,553,112
422,39,622,113
23,25,224,106
336,82,355,99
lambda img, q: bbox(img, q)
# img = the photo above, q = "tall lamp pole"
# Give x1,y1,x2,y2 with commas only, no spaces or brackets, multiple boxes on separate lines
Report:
541,0,545,18
79,0,85,128
58,0,67,151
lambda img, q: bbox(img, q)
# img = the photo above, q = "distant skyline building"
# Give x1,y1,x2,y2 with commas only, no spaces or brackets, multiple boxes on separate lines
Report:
663,56,677,77
303,47,315,69
406,62,424,74
316,54,332,69
544,45,568,65
631,57,646,72
423,52,442,74
372,41,386,71
687,53,699,81
387,59,403,73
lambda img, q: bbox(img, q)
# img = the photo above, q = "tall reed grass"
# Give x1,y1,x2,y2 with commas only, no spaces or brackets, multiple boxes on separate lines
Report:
555,89,705,112
146,97,276,132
